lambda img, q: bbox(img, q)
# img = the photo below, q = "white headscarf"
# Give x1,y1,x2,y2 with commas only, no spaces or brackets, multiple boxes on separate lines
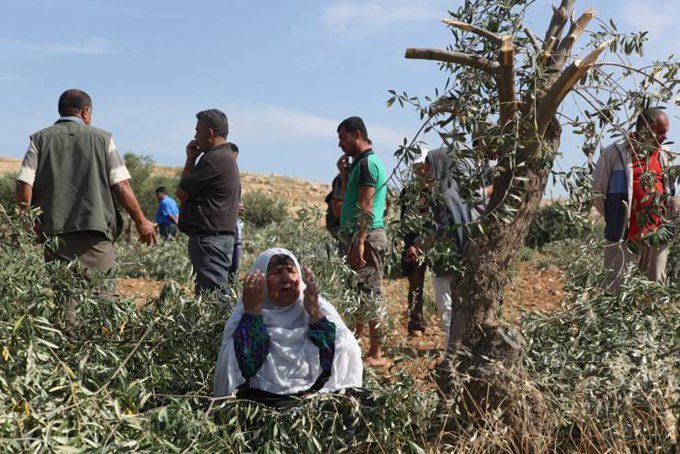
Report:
213,248,363,397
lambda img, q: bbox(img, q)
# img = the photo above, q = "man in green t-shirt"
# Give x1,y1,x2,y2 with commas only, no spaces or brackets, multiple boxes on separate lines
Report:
336,116,388,367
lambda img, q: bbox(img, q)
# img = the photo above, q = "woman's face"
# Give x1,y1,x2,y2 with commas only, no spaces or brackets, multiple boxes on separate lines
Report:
266,255,301,307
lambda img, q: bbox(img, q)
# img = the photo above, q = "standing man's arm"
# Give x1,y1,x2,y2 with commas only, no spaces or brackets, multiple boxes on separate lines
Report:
16,181,32,213
106,137,156,244
592,149,612,216
176,139,202,202
350,185,375,269
15,138,39,214
111,180,156,245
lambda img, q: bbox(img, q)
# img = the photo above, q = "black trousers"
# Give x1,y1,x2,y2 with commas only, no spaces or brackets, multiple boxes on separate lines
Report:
406,261,427,333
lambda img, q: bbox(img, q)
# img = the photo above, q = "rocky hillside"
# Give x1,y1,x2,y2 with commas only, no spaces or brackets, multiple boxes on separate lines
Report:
1,157,330,212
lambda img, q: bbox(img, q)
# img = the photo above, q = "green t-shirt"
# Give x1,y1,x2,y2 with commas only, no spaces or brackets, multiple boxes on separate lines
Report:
340,149,387,234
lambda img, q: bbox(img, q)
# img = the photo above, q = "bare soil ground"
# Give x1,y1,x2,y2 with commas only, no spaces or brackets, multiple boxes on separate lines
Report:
375,257,565,381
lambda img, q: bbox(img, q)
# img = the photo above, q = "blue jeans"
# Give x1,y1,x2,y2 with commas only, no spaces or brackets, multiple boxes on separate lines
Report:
228,220,243,283
188,233,234,304
159,223,177,240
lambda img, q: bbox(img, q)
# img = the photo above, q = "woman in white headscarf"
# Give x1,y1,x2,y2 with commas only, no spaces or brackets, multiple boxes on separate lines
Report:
213,248,363,400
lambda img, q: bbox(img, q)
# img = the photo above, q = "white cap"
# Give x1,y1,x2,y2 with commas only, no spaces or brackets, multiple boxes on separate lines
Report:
412,148,429,166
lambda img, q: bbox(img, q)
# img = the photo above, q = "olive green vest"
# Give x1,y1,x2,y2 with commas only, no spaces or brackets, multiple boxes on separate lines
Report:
31,120,123,241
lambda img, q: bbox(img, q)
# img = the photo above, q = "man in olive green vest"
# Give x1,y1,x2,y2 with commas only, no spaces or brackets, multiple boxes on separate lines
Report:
15,89,156,332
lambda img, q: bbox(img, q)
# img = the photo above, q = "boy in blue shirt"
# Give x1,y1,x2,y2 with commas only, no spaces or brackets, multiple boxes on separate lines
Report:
154,186,179,239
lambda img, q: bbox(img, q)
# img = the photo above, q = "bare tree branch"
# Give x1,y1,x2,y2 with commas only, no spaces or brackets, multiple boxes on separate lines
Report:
542,0,577,52
539,37,558,67
536,40,612,137
523,28,541,53
405,48,500,74
442,19,502,45
497,35,517,128
553,8,597,69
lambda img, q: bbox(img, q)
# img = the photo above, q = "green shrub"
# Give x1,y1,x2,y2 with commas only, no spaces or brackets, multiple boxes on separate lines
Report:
3,199,679,452
0,172,18,213
521,278,679,452
664,232,680,289
525,203,590,249
124,152,181,220
0,207,436,452
242,190,289,228
116,234,193,284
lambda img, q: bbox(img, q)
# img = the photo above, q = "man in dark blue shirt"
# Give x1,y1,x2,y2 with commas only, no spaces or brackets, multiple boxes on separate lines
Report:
154,186,180,239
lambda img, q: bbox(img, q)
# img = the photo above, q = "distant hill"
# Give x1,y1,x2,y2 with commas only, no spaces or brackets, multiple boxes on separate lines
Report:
1,157,330,212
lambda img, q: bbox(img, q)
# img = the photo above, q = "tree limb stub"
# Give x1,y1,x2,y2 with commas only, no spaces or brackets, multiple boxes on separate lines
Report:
539,37,558,67
405,48,500,74
497,35,517,129
442,19,502,45
553,8,597,69
536,40,611,137
542,0,577,52
523,28,541,53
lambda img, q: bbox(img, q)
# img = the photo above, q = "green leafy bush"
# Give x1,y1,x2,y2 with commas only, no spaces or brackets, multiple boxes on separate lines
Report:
3,196,679,451
242,190,289,228
522,279,679,452
525,203,591,249
116,235,193,284
124,152,181,220
664,234,680,289
0,172,18,213
0,208,436,452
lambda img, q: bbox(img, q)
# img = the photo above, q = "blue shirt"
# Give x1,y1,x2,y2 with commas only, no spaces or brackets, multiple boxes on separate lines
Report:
155,196,179,226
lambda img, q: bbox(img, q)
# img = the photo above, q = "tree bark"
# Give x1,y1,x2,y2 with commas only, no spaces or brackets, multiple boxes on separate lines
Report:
447,118,562,357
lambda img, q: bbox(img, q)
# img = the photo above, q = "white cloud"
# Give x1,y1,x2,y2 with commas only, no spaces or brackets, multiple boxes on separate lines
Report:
322,0,446,30
0,38,130,56
622,1,678,37
235,106,405,148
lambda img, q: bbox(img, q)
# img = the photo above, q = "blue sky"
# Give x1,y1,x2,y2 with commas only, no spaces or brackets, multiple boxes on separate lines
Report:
1,0,677,194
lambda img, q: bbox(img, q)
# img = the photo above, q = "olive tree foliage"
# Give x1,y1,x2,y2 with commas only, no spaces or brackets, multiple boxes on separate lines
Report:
393,0,677,353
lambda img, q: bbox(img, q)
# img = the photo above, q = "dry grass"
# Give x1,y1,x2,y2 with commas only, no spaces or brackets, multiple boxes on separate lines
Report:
0,157,21,174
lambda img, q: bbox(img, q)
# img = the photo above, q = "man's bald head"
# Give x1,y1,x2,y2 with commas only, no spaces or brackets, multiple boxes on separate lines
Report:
58,89,92,117
635,107,669,148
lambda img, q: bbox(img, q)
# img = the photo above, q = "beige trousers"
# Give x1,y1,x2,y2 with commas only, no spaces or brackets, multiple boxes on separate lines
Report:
602,240,669,294
45,231,116,333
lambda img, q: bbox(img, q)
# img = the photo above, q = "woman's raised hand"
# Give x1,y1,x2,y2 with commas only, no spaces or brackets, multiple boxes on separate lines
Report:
243,270,265,315
302,266,322,323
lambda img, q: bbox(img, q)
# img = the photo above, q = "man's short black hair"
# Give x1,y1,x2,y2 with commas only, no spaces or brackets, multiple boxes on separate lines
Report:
337,116,370,142
635,107,667,131
58,89,92,117
227,142,239,154
196,109,229,138
155,186,167,194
